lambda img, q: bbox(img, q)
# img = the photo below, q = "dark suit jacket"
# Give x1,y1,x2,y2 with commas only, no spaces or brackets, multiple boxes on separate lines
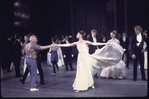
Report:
13,40,22,57
5,39,14,58
61,40,73,57
88,36,100,54
131,33,147,56
120,36,129,50
100,37,108,43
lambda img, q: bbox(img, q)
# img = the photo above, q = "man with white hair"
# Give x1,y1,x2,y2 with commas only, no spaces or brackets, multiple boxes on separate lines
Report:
24,35,54,91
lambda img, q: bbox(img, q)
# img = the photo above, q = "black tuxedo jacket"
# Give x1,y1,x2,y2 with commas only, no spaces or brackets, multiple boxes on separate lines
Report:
61,40,73,56
5,39,14,57
131,33,147,55
13,40,22,57
100,37,108,43
88,36,100,54
120,36,129,50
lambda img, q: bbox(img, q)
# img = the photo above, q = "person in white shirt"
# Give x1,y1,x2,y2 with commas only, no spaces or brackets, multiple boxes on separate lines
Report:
61,35,74,71
131,25,147,81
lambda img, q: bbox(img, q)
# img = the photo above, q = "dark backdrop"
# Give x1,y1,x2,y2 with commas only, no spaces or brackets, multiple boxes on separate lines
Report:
1,0,147,61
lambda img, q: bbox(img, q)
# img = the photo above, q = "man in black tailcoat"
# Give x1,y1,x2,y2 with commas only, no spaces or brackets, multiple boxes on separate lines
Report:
4,34,13,72
13,34,22,77
131,25,147,81
61,35,74,71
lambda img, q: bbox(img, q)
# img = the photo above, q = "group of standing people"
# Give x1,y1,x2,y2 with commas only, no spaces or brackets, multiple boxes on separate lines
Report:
1,25,147,92
47,35,74,75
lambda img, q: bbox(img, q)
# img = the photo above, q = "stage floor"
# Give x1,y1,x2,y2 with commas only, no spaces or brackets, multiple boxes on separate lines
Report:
1,60,147,98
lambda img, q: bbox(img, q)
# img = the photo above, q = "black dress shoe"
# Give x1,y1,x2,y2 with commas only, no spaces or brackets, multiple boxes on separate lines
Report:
20,79,25,84
132,79,136,81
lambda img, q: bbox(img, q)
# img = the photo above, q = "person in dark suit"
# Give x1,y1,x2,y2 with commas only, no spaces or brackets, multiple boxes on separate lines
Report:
88,29,100,78
100,33,108,43
4,34,13,72
100,33,108,48
13,34,22,77
61,35,74,71
131,25,147,81
88,29,100,54
120,31,130,69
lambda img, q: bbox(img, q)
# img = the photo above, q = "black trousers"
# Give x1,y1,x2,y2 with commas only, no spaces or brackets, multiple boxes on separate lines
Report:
13,56,21,76
122,50,129,68
52,61,59,73
22,60,44,83
133,52,146,80
64,55,73,71
5,55,12,71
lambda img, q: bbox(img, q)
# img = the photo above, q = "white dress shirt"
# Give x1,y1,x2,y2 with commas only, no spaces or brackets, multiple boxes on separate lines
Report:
66,40,70,44
102,37,106,42
136,33,142,46
123,36,126,42
92,36,97,42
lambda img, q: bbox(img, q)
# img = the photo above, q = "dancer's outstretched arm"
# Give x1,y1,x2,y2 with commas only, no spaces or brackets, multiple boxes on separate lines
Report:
86,41,107,46
56,42,77,47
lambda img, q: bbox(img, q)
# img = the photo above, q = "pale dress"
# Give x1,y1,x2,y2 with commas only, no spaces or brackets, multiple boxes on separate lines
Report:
100,39,126,79
72,42,94,91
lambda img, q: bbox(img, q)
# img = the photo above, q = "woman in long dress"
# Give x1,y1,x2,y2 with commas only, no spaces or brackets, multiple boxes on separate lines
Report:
57,30,124,92
100,30,126,79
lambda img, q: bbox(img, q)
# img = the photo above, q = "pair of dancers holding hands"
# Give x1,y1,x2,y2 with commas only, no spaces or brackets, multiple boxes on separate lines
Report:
50,30,124,92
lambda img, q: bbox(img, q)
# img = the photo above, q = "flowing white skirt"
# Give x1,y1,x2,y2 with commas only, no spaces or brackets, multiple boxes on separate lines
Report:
90,43,124,76
72,43,124,91
100,60,126,79
72,53,94,91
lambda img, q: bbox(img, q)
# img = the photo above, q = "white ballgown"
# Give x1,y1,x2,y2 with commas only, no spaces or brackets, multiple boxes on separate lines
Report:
99,40,126,79
72,43,94,91
59,42,124,91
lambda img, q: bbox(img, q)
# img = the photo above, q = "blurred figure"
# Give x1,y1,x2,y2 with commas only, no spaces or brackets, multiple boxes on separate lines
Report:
88,29,100,78
24,35,53,91
131,25,147,81
120,31,130,69
100,33,108,48
143,30,147,70
22,35,29,74
4,34,13,72
13,34,23,77
61,35,74,71
100,33,108,43
100,30,126,79
87,34,91,40
50,37,59,75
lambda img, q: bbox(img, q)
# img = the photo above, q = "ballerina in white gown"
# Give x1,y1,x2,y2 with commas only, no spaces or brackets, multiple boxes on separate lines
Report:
57,30,124,92
100,30,126,79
